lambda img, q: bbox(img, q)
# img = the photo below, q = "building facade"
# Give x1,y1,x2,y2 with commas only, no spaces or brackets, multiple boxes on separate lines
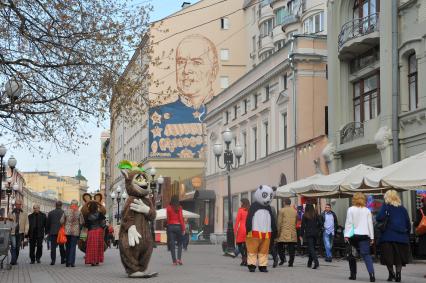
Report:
22,170,88,204
325,0,426,220
109,0,250,207
206,0,329,234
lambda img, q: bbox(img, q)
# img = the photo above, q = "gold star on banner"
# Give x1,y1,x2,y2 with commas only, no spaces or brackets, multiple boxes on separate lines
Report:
151,111,162,125
193,111,201,119
151,127,163,138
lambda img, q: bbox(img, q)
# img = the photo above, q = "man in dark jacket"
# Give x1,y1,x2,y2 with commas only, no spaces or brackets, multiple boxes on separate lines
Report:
28,204,47,264
46,201,65,265
320,204,338,262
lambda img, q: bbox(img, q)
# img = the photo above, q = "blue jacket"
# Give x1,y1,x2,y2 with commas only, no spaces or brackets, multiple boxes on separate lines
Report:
376,204,410,244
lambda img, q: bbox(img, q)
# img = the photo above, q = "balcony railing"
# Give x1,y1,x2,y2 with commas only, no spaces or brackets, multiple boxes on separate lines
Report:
340,122,364,144
338,13,379,50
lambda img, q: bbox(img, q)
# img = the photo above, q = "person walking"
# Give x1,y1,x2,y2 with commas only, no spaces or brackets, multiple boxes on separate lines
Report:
277,198,297,267
270,205,279,268
61,199,84,267
414,197,426,259
300,203,321,269
8,200,27,265
166,195,185,265
234,198,250,266
28,204,47,264
84,201,106,266
344,192,375,282
320,203,338,262
376,190,411,282
46,201,66,265
183,218,191,251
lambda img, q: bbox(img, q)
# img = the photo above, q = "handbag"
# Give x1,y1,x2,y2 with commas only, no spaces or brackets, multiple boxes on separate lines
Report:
376,208,389,233
416,208,426,236
347,224,355,238
57,225,67,245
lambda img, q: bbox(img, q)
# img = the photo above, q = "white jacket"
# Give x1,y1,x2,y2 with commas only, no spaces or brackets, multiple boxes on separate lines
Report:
344,206,374,239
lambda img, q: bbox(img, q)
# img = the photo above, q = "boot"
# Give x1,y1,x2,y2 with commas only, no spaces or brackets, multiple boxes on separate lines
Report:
369,273,375,282
288,255,295,267
259,266,268,273
348,273,356,280
348,255,357,280
395,272,401,282
273,258,278,268
387,271,395,282
312,259,319,269
307,258,313,268
248,264,256,272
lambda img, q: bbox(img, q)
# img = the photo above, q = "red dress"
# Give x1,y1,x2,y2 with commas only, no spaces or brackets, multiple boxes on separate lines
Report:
234,208,248,244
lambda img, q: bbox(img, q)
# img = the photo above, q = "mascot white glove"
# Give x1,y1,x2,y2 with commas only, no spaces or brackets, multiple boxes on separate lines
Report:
128,225,142,247
130,198,150,215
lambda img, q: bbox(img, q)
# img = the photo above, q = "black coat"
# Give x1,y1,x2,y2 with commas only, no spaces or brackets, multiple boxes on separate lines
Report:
28,212,47,239
414,206,426,256
46,208,64,235
301,215,321,239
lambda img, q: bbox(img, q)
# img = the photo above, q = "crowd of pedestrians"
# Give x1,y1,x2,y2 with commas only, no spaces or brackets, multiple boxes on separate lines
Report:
7,199,111,268
232,191,426,282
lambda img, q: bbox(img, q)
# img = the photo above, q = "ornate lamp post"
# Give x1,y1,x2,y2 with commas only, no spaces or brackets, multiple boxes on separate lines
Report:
0,145,6,216
110,185,127,225
148,168,164,246
213,128,243,256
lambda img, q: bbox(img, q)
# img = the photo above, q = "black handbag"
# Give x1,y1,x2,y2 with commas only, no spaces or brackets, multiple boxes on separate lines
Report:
375,209,389,232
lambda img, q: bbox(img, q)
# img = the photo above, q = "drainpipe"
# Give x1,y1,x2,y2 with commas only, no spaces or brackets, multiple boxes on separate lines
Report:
391,0,399,163
289,37,297,181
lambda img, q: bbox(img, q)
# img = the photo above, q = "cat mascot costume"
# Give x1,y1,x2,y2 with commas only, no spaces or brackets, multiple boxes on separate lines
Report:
118,160,158,278
245,185,277,272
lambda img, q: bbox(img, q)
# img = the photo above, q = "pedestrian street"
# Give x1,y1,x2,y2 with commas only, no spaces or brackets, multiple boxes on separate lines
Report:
1,244,425,283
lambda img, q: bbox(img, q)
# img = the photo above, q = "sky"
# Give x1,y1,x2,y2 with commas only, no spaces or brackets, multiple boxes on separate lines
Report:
4,0,197,192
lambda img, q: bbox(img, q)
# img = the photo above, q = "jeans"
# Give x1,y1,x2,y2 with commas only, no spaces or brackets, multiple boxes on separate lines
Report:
10,233,21,264
277,242,296,264
65,235,79,265
358,239,374,274
307,237,318,263
323,232,334,259
168,224,183,262
29,237,44,261
50,235,66,263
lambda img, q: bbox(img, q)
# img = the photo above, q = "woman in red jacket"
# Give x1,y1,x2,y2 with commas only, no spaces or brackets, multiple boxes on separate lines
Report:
166,195,185,265
234,198,250,266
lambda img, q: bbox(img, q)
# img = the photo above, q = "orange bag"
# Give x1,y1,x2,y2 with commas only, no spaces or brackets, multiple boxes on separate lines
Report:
416,209,426,236
57,226,67,244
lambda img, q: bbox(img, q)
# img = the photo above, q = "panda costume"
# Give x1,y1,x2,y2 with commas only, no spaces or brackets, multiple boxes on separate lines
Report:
245,185,277,272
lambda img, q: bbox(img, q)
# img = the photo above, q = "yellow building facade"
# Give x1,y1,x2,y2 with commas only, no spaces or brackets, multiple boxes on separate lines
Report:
22,170,88,204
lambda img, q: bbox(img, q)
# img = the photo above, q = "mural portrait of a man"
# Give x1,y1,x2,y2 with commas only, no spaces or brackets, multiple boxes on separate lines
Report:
176,34,219,109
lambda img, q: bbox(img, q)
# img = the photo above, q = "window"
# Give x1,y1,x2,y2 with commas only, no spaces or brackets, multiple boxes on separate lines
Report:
220,17,229,29
252,127,258,161
408,53,418,110
241,192,249,200
220,49,229,61
353,72,380,123
265,85,270,102
325,106,329,136
264,121,269,156
225,111,229,125
254,94,258,109
350,47,379,73
283,73,288,90
353,0,379,33
303,12,324,34
233,105,238,120
260,19,273,37
282,113,288,149
242,132,247,164
243,99,248,114
220,76,229,88
275,7,287,26
252,7,256,24
275,39,285,51
287,0,295,14
261,0,272,7
252,36,256,53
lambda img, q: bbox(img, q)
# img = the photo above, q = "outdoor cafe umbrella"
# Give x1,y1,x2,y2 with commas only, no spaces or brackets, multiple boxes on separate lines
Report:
276,174,323,197
155,208,200,221
363,150,426,190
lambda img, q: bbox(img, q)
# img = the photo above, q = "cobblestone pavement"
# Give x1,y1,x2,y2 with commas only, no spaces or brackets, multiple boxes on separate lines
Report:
0,244,425,283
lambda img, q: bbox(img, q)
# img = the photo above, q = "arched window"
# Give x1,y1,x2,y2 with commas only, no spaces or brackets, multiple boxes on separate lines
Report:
408,53,418,110
279,173,287,186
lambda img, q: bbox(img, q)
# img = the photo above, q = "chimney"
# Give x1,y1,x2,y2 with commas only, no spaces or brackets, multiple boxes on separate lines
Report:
181,2,191,9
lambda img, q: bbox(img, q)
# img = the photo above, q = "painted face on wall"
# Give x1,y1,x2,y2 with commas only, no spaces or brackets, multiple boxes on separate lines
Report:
176,34,218,108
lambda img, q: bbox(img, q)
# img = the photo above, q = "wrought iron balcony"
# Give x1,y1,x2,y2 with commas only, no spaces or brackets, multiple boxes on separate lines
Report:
281,14,299,29
338,13,379,51
340,122,364,144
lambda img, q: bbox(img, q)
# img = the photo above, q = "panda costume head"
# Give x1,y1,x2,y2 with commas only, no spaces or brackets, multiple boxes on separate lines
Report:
253,185,276,207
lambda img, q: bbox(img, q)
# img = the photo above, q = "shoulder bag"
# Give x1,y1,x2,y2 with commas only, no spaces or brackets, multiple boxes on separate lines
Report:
375,207,389,233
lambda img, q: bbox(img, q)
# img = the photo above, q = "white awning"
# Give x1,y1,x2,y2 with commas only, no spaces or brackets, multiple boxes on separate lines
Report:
155,208,200,221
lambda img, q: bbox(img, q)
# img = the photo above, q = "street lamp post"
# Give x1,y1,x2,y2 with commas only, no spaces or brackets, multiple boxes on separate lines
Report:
0,145,6,217
110,185,127,225
148,168,164,246
213,128,243,256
